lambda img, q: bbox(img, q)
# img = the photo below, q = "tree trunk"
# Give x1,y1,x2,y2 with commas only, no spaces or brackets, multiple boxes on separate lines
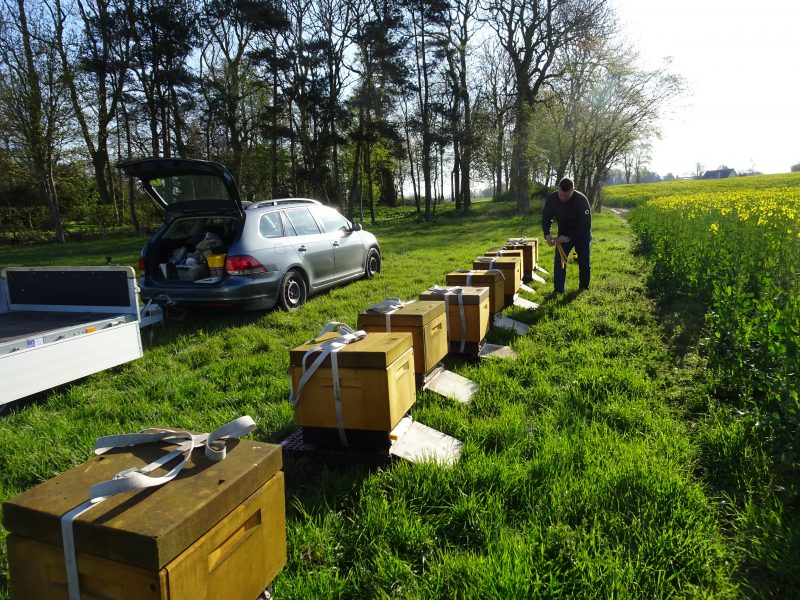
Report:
510,105,530,213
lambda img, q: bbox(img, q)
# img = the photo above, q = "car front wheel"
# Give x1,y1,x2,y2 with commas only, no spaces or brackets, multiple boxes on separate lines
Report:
365,247,381,279
279,269,307,310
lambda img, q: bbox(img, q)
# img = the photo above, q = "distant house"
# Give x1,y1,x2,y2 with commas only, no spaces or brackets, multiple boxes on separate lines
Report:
701,168,737,179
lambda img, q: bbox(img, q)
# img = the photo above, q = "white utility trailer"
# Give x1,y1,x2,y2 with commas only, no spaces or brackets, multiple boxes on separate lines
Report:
0,266,161,406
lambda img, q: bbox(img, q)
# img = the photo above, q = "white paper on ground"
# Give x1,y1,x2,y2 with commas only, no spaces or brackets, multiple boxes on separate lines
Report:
513,297,539,310
389,417,463,465
494,315,529,335
479,343,518,359
423,369,478,404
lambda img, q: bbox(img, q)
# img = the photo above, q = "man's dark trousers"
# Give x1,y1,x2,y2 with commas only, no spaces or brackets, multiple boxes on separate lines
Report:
553,234,591,293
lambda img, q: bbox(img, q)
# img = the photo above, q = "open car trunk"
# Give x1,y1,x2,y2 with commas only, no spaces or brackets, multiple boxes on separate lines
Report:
146,215,242,283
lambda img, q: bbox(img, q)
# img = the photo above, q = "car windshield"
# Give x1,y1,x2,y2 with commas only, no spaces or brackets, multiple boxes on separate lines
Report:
148,174,232,206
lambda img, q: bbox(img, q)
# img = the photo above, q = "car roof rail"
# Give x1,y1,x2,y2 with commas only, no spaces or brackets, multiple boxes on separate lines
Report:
251,198,322,209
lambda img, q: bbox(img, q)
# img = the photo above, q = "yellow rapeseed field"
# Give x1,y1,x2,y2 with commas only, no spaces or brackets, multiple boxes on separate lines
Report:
622,173,800,502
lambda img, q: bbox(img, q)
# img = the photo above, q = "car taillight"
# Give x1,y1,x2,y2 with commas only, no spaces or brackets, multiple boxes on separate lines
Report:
225,255,267,275
138,256,146,274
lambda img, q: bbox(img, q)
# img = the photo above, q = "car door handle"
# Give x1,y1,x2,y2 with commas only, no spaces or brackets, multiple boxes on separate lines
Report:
332,241,340,247
297,245,307,252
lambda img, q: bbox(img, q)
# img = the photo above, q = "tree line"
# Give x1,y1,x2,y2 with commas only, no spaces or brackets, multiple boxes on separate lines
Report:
0,0,681,243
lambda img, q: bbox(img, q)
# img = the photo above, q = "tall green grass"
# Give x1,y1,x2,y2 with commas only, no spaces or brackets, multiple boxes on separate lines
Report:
625,180,800,594
0,201,784,597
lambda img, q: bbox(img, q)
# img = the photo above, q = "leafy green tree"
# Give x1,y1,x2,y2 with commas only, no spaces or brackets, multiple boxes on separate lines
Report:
129,0,200,159
0,0,71,242
484,0,611,214
51,0,136,222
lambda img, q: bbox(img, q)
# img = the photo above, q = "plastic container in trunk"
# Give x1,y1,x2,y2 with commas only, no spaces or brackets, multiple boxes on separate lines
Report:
149,216,239,282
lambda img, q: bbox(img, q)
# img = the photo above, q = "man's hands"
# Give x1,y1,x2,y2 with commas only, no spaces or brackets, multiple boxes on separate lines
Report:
546,234,570,247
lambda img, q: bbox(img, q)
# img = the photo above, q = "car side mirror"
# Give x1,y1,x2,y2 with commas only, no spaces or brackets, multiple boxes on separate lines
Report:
351,222,363,232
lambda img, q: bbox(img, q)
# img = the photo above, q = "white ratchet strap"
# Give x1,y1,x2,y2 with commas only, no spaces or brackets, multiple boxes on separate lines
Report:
475,256,497,271
455,268,505,287
60,415,256,600
428,286,467,353
365,297,409,332
289,322,367,447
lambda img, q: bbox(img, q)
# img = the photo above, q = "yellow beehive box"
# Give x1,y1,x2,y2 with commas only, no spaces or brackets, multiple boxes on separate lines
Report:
445,270,505,317
472,256,521,305
503,243,534,276
485,248,525,277
289,331,415,435
507,236,539,265
3,439,286,600
357,301,447,375
418,286,490,353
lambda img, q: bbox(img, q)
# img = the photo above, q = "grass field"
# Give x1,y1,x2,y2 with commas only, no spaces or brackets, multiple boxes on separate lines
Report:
0,199,795,597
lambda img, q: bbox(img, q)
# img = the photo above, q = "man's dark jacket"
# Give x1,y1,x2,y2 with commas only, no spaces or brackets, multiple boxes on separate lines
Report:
541,190,592,239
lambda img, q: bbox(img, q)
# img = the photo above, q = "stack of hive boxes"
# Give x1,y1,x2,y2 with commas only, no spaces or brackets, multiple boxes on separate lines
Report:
289,329,416,449
3,436,287,600
357,300,448,386
472,254,521,307
504,238,538,281
418,286,490,356
445,270,505,321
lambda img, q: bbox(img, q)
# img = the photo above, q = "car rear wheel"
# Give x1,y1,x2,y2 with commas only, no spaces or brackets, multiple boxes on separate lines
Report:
279,269,307,310
365,247,381,279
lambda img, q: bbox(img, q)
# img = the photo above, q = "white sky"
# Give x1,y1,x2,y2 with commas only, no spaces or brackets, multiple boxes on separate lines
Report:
612,0,800,177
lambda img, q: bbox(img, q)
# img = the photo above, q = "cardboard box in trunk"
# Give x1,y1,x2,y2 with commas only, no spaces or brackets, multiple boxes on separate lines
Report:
357,301,447,376
2,439,286,600
290,331,416,436
472,256,521,306
445,270,505,317
418,286,490,353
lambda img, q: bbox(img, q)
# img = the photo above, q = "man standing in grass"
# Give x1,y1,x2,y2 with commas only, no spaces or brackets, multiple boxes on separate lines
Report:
541,177,592,294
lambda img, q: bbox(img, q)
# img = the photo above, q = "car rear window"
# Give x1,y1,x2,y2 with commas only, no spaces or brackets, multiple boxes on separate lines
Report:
284,208,321,236
259,212,283,238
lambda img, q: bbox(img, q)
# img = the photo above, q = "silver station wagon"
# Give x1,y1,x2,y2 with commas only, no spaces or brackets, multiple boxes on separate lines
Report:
121,158,381,310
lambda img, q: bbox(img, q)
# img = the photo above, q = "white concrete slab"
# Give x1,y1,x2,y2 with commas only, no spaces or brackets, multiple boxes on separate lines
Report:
529,271,547,284
423,369,478,404
519,283,536,294
390,418,463,466
534,264,549,275
513,297,540,310
494,315,529,335
479,343,518,359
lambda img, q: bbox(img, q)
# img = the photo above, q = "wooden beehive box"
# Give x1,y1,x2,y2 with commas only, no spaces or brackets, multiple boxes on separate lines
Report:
357,301,447,376
445,270,505,317
503,243,534,277
290,331,416,438
3,439,286,600
472,256,521,306
418,286,490,353
506,237,539,265
485,248,525,280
